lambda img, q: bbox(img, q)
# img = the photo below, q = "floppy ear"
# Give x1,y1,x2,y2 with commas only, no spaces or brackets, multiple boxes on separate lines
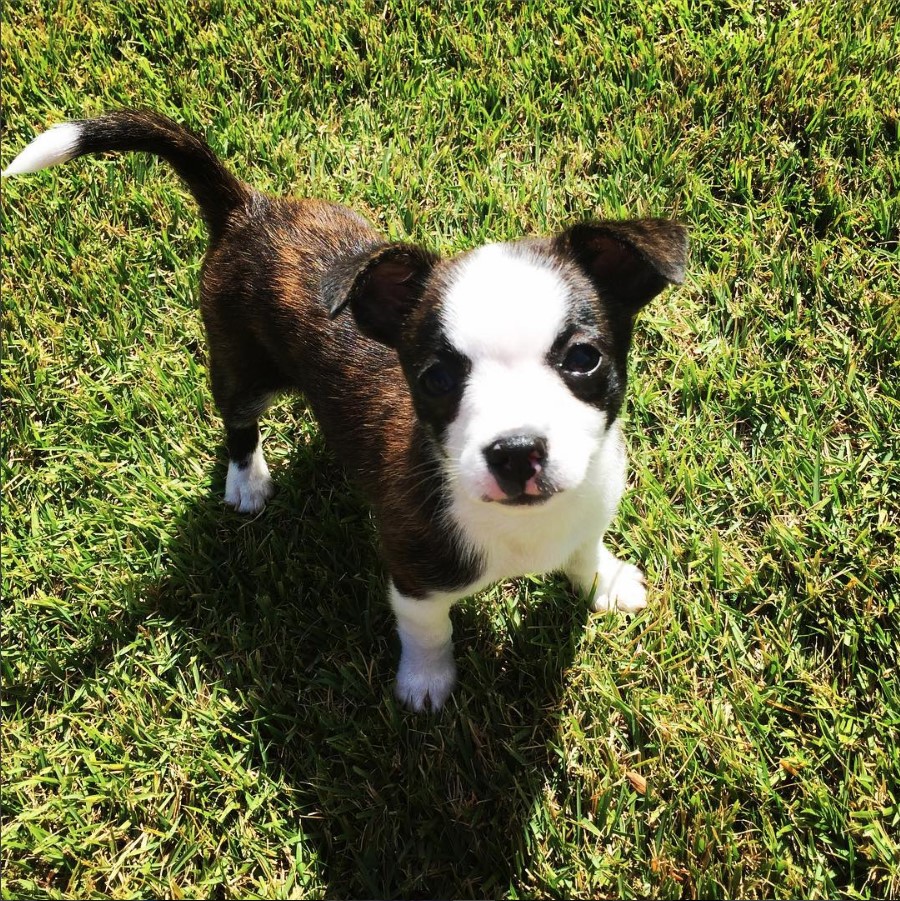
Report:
327,243,439,347
557,219,688,315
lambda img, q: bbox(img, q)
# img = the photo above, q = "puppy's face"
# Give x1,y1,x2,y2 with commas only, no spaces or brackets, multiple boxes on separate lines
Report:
402,245,620,507
331,219,687,508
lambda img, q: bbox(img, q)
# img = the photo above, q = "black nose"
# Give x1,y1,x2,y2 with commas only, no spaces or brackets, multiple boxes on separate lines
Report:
483,435,548,498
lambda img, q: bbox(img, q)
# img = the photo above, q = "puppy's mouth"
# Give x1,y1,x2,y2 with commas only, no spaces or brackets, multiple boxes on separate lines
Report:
495,492,554,507
480,474,559,507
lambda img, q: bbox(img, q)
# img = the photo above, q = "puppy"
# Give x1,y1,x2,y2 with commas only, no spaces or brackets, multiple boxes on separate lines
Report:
4,111,687,711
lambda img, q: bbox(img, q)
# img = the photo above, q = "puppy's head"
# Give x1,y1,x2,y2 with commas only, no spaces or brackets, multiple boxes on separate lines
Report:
330,219,687,508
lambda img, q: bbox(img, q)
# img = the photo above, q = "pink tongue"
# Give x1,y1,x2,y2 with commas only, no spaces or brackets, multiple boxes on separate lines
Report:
524,453,543,495
524,475,542,496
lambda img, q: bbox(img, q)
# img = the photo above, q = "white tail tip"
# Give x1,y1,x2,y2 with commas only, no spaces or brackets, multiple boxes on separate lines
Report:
2,122,82,177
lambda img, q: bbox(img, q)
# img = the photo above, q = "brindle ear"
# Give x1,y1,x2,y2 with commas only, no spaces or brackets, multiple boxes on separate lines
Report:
557,219,688,315
327,243,439,347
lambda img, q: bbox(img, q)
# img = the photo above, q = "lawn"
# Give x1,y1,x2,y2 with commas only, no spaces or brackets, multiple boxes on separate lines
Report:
1,1,898,898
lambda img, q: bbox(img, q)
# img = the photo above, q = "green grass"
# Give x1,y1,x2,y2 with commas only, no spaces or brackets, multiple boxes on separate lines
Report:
2,0,898,897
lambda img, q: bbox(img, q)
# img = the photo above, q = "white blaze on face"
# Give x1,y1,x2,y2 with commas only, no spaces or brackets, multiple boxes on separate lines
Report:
441,244,606,503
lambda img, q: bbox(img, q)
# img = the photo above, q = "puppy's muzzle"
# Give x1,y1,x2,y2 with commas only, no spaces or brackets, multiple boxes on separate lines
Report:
483,434,552,504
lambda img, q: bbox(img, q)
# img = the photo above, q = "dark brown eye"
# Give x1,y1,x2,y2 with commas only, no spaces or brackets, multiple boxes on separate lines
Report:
420,361,459,396
561,343,602,375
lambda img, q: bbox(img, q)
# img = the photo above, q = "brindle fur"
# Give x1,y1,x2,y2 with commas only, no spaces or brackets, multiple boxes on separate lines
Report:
5,110,687,605
200,193,482,597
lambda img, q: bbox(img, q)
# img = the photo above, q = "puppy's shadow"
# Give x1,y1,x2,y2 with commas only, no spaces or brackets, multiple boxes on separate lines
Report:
18,409,591,899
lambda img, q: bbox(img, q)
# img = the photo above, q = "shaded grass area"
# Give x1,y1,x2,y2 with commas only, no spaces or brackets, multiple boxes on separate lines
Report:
2,0,898,897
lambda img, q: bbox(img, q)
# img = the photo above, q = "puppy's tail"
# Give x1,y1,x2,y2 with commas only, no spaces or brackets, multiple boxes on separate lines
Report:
2,110,248,241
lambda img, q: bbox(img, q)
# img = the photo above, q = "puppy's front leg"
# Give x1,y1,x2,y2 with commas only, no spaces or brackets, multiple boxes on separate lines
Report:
565,541,648,614
389,583,457,711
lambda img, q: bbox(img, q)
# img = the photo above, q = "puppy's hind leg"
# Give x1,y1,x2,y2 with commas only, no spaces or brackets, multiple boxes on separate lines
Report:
209,348,279,514
223,418,274,515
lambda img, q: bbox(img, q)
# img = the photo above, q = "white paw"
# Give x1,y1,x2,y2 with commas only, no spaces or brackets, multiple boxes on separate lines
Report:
395,649,457,712
224,447,273,514
592,560,647,614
